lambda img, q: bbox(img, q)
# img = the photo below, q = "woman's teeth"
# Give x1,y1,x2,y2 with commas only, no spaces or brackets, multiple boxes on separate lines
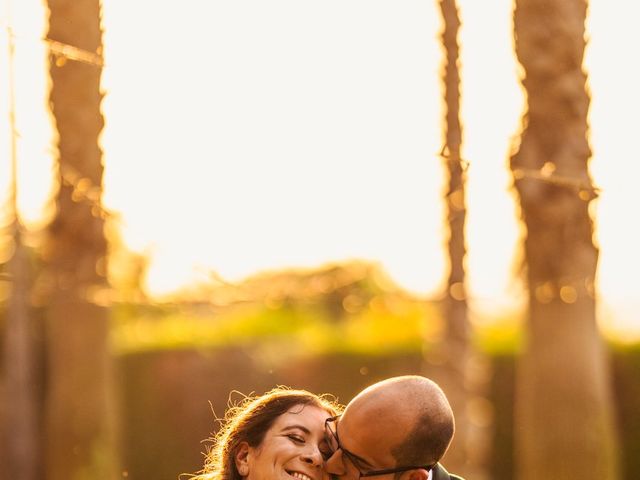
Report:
290,472,311,480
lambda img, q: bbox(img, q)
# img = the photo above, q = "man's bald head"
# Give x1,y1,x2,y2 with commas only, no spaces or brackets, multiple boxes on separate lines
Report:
347,376,455,466
324,376,458,480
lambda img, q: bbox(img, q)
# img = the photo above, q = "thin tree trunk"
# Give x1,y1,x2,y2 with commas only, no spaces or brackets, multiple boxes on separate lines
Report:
43,1,117,479
430,2,491,478
510,1,619,479
439,0,467,349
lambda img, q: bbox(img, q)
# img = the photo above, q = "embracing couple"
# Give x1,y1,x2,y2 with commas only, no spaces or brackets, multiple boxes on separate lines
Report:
191,375,464,480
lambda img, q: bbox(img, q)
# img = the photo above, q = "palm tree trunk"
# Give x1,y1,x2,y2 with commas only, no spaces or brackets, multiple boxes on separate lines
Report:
510,1,619,479
43,1,117,479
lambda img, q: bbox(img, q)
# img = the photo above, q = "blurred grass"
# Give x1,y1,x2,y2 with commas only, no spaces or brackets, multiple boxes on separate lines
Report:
110,298,441,356
110,304,527,358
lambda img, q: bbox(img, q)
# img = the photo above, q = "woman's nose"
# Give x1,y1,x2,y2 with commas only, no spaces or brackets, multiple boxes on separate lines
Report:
301,447,323,467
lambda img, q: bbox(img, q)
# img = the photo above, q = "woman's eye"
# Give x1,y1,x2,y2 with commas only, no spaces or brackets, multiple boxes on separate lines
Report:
287,434,305,444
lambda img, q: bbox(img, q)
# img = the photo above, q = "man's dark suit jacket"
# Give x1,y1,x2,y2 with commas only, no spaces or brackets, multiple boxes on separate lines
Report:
431,463,464,480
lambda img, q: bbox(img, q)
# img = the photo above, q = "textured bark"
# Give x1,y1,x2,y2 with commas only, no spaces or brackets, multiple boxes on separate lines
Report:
429,2,490,479
43,1,117,479
510,1,619,479
439,0,467,348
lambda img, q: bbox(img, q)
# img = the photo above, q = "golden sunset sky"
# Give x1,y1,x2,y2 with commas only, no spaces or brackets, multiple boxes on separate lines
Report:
0,0,638,339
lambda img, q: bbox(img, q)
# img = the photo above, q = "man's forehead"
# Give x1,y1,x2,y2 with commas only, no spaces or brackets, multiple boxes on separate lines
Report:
338,401,407,465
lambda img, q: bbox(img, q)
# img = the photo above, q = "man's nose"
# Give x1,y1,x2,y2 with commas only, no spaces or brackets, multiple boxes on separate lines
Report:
324,450,346,475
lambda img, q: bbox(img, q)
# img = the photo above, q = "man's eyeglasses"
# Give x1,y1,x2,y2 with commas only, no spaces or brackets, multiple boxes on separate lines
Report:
324,415,435,478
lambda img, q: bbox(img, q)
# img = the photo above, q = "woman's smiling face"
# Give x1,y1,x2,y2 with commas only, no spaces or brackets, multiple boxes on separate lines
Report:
238,404,332,480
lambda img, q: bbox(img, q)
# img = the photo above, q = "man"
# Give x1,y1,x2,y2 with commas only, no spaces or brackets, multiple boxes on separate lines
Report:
324,375,464,480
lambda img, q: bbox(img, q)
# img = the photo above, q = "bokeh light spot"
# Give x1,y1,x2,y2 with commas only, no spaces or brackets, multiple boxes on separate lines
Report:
466,396,494,428
535,282,555,304
540,161,556,177
560,285,578,304
449,282,466,301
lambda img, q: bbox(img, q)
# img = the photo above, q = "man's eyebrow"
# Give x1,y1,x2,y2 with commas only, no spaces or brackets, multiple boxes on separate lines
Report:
281,424,311,434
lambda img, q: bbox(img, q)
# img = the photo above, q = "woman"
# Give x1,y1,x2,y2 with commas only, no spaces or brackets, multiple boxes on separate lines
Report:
191,387,342,480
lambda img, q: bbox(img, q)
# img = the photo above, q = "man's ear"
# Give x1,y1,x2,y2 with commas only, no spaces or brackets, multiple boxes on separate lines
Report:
405,468,429,480
235,442,251,477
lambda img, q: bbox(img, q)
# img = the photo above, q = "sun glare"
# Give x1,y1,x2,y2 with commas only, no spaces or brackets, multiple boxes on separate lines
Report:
0,0,53,229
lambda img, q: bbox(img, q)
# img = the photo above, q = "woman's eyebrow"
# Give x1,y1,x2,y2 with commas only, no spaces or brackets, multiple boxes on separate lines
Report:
281,425,311,434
